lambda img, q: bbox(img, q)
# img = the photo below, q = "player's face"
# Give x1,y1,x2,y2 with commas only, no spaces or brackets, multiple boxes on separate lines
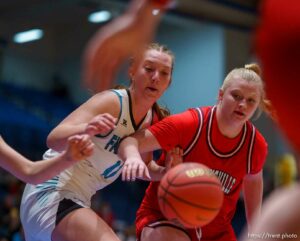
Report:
219,77,261,123
129,49,172,101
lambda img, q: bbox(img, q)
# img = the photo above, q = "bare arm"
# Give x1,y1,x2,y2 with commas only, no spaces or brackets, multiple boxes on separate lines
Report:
47,91,118,151
243,170,263,232
0,135,94,184
241,184,300,241
119,128,161,181
136,152,166,181
83,0,168,92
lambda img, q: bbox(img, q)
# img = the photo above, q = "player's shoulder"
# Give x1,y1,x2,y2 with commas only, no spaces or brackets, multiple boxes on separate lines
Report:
187,106,212,120
85,89,123,117
250,125,268,152
169,108,198,124
91,89,124,105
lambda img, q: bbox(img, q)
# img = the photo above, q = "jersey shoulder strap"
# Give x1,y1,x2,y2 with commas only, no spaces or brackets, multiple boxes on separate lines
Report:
183,107,204,157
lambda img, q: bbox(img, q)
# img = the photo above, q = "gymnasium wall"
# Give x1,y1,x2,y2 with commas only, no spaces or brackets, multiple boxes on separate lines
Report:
0,10,293,173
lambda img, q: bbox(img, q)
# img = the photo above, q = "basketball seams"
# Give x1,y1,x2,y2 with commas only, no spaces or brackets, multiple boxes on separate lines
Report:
166,181,222,188
159,184,221,211
157,163,224,228
158,196,211,228
159,164,187,212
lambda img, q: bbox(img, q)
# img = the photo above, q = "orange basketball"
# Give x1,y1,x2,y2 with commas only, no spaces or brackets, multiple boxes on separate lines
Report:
158,162,224,228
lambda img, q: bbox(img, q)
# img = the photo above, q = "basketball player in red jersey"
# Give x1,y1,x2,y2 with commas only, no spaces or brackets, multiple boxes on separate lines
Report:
118,63,275,241
84,0,300,238
83,0,300,153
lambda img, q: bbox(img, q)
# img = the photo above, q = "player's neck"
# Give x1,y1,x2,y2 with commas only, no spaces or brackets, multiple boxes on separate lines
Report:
129,89,154,123
215,107,244,138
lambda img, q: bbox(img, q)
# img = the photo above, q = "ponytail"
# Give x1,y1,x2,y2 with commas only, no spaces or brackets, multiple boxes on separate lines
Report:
244,64,277,120
153,102,170,120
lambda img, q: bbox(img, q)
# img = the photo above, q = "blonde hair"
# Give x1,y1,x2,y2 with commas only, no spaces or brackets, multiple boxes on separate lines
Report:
221,63,276,120
153,102,170,120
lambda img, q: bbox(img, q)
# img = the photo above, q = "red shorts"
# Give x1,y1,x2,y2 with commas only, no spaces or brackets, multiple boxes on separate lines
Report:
136,207,236,241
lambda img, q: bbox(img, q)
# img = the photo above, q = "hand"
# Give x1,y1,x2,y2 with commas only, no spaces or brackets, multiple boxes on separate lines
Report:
65,134,94,161
122,157,150,181
85,113,116,136
165,147,183,171
83,11,156,93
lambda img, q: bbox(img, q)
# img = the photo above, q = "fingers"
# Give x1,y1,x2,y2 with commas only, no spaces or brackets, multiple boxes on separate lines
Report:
143,166,151,180
122,164,127,181
80,141,94,157
122,162,138,181
171,147,183,156
122,160,150,181
78,134,93,150
67,134,94,160
166,147,183,170
101,113,117,127
86,113,117,136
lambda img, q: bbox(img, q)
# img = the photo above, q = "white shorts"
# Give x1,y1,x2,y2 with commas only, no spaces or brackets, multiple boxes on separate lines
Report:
20,181,89,241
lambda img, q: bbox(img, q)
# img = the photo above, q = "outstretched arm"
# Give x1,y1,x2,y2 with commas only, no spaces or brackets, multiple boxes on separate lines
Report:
118,128,161,181
242,184,300,241
83,0,171,92
0,134,94,184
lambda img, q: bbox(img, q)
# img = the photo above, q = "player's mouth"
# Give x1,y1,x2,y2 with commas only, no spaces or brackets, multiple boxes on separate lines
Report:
146,86,158,92
234,110,245,117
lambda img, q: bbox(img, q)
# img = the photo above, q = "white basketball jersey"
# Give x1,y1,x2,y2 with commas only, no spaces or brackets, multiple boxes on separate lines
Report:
41,89,153,205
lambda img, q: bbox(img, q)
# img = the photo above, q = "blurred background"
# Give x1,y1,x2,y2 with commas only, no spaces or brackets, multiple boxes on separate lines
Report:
0,0,298,240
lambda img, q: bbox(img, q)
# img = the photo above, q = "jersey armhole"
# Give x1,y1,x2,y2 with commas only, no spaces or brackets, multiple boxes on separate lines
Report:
183,108,204,157
247,125,256,174
95,89,123,138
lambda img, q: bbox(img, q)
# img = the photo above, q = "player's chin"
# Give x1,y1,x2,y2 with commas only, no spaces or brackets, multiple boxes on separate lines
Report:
145,91,161,100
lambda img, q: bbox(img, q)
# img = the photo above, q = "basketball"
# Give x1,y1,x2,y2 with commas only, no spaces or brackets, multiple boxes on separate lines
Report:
158,162,224,228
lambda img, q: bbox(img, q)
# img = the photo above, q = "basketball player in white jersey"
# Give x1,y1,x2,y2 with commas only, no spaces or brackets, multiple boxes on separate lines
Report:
20,43,174,241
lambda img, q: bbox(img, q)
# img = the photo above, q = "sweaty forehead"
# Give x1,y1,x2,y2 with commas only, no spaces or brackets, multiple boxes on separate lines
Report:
143,50,173,68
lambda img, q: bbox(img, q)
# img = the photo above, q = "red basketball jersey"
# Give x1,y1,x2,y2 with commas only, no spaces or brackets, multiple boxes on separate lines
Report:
136,106,267,241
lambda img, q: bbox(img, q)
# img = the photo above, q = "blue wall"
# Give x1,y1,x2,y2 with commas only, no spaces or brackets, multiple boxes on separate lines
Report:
156,16,224,113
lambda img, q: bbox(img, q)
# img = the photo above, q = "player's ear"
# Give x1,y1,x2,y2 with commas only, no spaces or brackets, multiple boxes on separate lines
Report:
218,89,224,102
128,66,134,80
128,62,137,80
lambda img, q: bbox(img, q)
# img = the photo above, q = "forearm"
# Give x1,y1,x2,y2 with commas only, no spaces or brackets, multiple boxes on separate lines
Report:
118,136,143,161
243,171,263,231
118,129,161,160
0,138,35,183
0,138,71,184
23,152,73,184
47,123,87,151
